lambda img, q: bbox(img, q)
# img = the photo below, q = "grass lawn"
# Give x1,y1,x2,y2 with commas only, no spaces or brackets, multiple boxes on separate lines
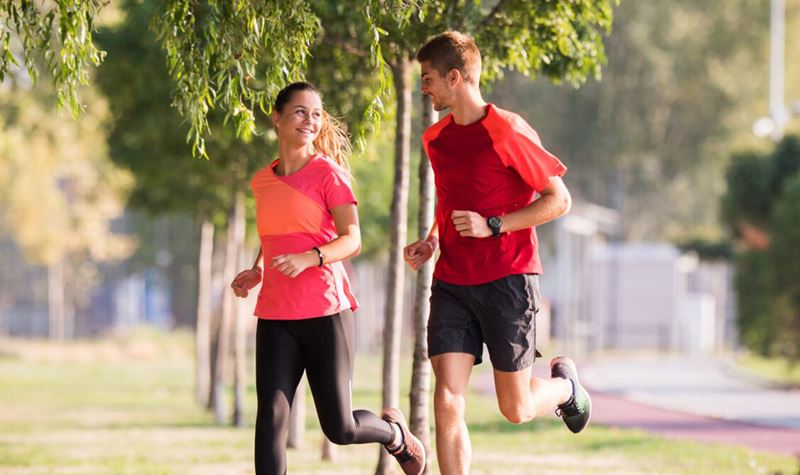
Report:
734,351,800,388
0,330,797,475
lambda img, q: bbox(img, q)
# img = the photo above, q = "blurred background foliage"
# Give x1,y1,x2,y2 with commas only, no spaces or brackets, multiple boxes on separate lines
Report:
2,0,800,357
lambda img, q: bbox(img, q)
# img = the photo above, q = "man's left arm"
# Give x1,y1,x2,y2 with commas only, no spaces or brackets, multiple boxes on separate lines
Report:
451,176,571,238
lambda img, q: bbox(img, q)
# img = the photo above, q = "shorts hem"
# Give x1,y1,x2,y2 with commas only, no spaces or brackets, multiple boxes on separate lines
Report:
427,348,483,366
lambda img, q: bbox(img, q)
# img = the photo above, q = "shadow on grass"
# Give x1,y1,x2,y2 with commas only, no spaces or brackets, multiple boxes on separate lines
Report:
467,417,660,453
467,418,561,434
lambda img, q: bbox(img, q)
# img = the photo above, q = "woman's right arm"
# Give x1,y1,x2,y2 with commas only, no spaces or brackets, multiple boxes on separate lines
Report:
231,248,263,298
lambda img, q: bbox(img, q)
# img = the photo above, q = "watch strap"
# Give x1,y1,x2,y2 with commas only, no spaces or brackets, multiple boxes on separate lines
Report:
312,247,324,266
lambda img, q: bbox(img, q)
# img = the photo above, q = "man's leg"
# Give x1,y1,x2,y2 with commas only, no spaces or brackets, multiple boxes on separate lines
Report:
493,366,572,423
431,352,474,475
476,274,589,429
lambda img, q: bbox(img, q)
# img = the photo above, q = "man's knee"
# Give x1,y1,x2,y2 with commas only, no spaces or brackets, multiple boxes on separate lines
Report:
434,385,466,417
497,400,534,425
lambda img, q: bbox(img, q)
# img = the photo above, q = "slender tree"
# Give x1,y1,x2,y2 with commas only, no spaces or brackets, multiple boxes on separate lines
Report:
195,219,214,404
409,95,437,473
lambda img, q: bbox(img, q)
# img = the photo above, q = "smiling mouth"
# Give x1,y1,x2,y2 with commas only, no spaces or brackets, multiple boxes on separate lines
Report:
296,128,315,135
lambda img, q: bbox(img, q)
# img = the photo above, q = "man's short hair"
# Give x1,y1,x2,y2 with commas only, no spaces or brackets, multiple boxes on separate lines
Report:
417,31,481,84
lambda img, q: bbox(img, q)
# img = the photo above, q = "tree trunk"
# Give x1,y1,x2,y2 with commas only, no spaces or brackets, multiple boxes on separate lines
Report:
231,192,247,426
195,218,214,406
213,196,241,424
207,232,225,411
287,377,306,448
409,95,437,474
321,436,337,462
48,258,65,340
207,310,220,411
377,56,413,475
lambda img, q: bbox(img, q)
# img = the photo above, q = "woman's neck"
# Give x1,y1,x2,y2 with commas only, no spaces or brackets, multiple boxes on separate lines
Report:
276,144,314,176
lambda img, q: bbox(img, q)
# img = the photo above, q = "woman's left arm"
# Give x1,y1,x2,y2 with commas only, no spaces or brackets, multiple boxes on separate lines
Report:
318,203,361,262
270,203,361,277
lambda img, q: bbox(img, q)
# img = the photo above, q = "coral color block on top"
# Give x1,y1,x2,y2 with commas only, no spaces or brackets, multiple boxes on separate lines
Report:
250,155,358,319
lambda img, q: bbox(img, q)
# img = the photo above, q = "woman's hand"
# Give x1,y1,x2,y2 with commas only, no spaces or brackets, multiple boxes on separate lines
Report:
271,251,319,278
231,269,262,298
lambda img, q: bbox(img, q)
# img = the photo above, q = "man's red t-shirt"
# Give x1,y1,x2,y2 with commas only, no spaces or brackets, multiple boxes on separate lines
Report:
422,104,567,285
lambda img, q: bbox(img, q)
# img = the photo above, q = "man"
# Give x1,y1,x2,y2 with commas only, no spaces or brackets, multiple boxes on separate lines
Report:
404,31,591,475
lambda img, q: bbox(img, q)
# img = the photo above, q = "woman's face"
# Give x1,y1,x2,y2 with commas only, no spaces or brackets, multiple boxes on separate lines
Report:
272,90,324,147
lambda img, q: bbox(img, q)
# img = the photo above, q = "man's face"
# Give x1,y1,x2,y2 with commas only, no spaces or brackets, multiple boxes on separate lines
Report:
420,61,454,112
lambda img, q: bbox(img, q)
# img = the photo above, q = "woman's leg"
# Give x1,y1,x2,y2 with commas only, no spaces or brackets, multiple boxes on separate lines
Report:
301,311,395,445
255,319,305,475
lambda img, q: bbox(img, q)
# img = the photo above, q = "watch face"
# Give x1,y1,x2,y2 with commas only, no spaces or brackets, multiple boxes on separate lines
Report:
488,217,501,228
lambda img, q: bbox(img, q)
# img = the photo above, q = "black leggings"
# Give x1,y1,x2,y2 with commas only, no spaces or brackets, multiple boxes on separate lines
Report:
255,312,394,475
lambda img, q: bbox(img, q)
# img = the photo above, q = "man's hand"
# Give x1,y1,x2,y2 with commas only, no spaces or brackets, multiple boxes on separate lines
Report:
403,237,438,271
231,269,261,298
452,210,492,238
270,251,318,278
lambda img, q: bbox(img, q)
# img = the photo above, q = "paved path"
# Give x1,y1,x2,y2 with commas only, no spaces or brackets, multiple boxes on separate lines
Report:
589,388,800,455
581,355,800,429
474,355,800,455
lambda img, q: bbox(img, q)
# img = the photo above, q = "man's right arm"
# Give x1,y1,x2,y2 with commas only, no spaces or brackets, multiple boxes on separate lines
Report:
403,220,439,271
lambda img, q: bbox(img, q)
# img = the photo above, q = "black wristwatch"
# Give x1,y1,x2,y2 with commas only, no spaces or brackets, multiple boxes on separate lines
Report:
487,216,503,237
312,246,324,266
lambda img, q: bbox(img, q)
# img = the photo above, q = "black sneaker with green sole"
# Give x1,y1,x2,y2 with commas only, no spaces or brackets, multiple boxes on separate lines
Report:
551,356,592,433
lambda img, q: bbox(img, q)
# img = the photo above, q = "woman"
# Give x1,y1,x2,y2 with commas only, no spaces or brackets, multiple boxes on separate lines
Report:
231,82,425,475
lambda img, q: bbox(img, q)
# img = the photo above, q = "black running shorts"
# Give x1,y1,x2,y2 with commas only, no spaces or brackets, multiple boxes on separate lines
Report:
428,274,542,372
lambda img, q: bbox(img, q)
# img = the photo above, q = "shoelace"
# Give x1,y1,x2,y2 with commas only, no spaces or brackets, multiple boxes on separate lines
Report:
555,378,579,417
389,443,414,463
556,398,581,417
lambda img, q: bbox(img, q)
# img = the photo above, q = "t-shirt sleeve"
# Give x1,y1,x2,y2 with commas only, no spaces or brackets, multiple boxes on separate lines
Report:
322,165,358,210
497,119,567,193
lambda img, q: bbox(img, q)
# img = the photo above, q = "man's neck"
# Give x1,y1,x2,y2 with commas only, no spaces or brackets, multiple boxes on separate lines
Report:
450,88,488,126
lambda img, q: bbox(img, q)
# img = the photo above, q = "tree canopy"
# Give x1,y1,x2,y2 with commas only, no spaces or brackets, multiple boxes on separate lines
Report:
1,1,105,114
2,0,617,158
0,84,132,266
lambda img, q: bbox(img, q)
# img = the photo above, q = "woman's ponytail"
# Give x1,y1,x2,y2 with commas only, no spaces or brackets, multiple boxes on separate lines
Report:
314,111,352,176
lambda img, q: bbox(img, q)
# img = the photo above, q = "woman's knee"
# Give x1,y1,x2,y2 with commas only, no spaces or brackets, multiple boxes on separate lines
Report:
319,415,358,445
256,394,292,432
323,425,357,445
